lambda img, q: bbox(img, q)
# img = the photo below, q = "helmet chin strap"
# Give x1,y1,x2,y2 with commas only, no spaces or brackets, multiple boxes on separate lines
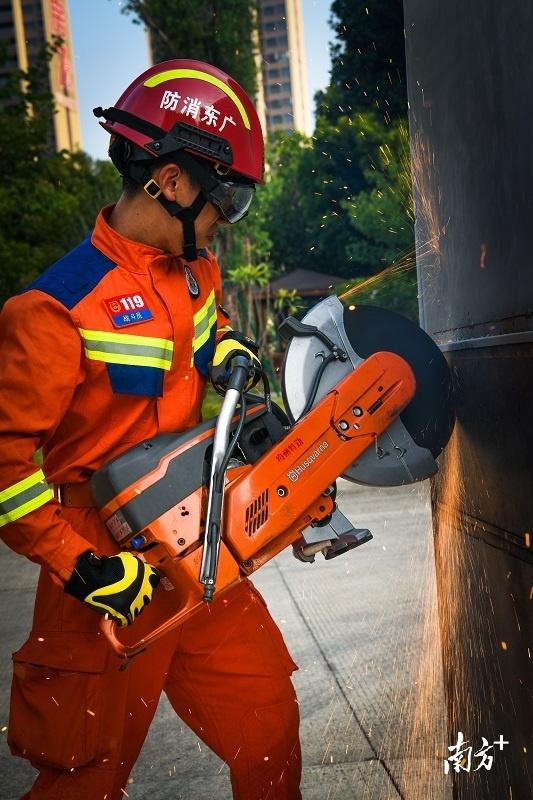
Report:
156,190,207,263
128,161,207,262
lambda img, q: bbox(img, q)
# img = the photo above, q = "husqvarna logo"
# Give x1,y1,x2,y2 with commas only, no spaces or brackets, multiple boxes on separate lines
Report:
287,441,329,482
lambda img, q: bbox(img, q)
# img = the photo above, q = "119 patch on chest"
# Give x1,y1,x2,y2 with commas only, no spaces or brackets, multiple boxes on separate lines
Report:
104,293,154,328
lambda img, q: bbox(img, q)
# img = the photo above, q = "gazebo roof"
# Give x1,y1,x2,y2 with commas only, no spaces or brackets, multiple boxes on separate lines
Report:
268,268,344,296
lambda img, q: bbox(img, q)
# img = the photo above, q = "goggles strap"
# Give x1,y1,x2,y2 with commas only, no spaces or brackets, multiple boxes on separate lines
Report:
175,151,254,223
174,151,221,194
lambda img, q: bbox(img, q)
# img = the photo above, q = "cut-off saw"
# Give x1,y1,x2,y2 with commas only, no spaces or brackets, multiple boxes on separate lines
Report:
91,296,454,658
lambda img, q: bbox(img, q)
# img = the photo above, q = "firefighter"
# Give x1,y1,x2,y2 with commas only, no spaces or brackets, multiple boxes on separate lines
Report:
0,60,301,800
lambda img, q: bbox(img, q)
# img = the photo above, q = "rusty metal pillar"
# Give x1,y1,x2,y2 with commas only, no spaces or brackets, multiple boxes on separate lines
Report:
403,1,533,797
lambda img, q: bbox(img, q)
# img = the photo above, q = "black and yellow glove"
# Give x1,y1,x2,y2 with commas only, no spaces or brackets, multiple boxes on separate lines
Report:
209,331,262,394
64,551,160,628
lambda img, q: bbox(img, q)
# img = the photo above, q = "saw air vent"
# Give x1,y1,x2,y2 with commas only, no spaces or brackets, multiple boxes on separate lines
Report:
245,489,269,536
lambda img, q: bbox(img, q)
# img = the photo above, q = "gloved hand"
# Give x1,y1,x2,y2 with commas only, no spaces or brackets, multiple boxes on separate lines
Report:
64,550,160,627
209,331,262,394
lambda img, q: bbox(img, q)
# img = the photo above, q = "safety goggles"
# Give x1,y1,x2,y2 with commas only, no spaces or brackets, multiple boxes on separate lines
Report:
202,179,255,224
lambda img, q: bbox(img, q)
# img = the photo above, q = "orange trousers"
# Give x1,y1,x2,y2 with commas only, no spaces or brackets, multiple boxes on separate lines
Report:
9,509,302,800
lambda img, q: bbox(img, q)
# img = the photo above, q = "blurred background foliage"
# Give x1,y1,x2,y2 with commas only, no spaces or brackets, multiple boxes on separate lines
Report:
0,0,417,342
0,40,120,304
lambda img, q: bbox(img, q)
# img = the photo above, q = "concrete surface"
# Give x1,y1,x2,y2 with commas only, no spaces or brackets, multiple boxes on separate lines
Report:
0,480,452,799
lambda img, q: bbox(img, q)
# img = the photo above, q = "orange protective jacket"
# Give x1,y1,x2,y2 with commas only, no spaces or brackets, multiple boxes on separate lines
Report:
0,205,229,582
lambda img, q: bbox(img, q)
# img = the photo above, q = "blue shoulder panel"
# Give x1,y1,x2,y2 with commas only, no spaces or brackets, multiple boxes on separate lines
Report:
25,236,116,310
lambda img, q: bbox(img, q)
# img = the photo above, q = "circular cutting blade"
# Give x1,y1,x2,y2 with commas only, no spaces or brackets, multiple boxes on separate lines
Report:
281,297,454,486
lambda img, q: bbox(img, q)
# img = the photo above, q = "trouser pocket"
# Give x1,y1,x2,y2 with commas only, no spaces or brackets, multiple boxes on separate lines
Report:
8,632,108,769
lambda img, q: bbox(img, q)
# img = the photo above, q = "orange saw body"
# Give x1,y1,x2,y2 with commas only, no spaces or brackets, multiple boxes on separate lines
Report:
91,297,454,659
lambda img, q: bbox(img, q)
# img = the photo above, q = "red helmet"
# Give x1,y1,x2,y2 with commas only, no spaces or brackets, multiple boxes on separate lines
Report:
95,58,264,183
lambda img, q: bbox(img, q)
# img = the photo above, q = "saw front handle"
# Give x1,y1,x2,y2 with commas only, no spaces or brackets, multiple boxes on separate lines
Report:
99,613,175,660
200,353,251,601
98,538,243,660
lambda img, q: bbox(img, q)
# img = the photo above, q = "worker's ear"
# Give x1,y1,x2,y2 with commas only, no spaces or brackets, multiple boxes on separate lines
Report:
153,162,183,202
154,163,200,205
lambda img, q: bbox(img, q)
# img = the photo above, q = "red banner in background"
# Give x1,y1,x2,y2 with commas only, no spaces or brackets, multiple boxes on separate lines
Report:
49,0,72,94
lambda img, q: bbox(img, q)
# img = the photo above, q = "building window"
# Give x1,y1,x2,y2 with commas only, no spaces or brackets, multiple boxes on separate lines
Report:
262,1,286,13
262,18,286,33
264,34,288,50
22,2,42,15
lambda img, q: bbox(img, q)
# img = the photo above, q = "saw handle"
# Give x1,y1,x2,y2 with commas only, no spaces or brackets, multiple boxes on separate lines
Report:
200,355,251,602
99,609,186,660
226,354,254,393
279,316,347,360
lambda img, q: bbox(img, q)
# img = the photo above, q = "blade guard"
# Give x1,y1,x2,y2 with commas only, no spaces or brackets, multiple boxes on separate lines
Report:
281,296,454,486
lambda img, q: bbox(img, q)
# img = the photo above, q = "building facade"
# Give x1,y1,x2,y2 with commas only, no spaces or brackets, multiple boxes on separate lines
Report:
0,0,80,151
257,0,311,135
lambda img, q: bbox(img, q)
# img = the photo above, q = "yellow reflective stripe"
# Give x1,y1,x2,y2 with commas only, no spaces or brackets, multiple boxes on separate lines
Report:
193,290,216,327
79,328,174,371
193,307,218,352
0,487,53,527
144,69,251,130
191,291,217,358
79,328,173,353
0,469,45,504
84,349,172,370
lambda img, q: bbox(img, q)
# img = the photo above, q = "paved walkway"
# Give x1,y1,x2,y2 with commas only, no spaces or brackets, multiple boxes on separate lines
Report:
0,481,452,799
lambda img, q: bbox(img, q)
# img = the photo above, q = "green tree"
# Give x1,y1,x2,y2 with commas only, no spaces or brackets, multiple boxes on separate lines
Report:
241,122,377,280
252,0,413,286
316,0,407,124
226,261,270,342
342,113,414,268
256,131,318,274
0,43,120,306
120,0,258,97
295,115,371,277
333,113,417,320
